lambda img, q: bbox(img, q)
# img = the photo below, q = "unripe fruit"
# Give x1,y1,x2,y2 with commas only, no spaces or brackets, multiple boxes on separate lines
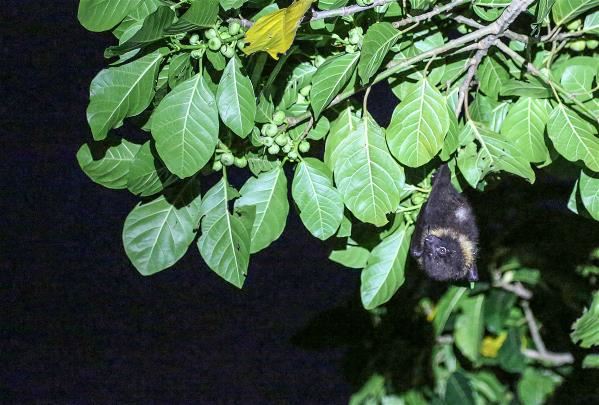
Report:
288,151,299,160
587,39,599,49
228,21,241,36
234,156,247,168
457,24,468,34
263,123,278,137
272,110,286,125
349,33,360,45
299,140,310,153
314,55,326,67
221,45,235,58
566,19,582,31
569,40,586,51
219,31,231,40
275,133,288,146
189,33,200,45
345,44,357,53
261,136,274,146
220,152,235,166
299,85,311,97
205,28,217,39
190,49,203,59
268,144,280,155
212,160,223,171
411,193,426,205
208,37,222,51
282,144,292,153
237,40,246,50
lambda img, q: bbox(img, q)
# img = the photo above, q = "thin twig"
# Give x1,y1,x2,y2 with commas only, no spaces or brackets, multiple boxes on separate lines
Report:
523,349,574,366
522,301,547,354
311,0,395,21
393,0,469,28
494,280,533,300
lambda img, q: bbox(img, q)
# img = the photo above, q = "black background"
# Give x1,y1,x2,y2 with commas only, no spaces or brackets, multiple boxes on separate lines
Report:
0,2,382,402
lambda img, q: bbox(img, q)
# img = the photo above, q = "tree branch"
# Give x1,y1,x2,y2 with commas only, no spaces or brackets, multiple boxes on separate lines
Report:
522,300,548,354
311,0,396,21
393,0,470,28
523,349,574,366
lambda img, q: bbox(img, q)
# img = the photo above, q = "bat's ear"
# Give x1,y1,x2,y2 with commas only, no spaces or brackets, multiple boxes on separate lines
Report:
467,264,478,282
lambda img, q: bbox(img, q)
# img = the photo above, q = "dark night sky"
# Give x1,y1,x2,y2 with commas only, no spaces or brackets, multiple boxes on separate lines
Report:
1,2,399,402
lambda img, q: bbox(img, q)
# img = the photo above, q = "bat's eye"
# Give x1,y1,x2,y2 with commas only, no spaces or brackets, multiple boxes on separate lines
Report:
437,246,448,256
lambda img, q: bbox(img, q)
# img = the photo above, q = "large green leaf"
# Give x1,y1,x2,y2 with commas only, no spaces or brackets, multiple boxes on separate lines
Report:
387,79,449,167
571,290,599,347
324,107,360,170
292,158,344,240
127,141,177,196
330,243,370,269
151,73,219,178
433,287,467,335
165,0,219,33
310,52,360,118
198,178,251,288
547,104,599,172
553,0,599,25
78,0,142,32
579,170,599,220
220,0,247,11
77,138,140,189
476,55,510,100
517,368,563,405
501,98,551,162
445,372,475,405
358,22,401,84
87,50,164,140
584,10,599,33
561,64,596,101
454,295,485,362
497,328,527,373
334,115,403,226
235,167,289,253
123,179,202,275
360,223,413,310
217,57,256,138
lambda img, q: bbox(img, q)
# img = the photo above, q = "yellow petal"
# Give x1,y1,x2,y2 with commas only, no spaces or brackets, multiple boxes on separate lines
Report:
480,332,508,358
243,0,313,59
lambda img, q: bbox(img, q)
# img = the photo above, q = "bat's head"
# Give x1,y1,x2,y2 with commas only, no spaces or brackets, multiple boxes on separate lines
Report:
421,232,478,282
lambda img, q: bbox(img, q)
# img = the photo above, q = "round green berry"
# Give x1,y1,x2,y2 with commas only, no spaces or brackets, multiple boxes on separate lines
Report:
587,39,599,49
261,136,274,147
205,28,217,39
237,40,246,50
208,37,222,51
275,133,288,146
349,33,360,45
234,156,248,168
282,144,292,154
212,160,223,171
221,45,235,58
190,49,203,59
566,19,582,31
345,44,357,53
298,140,310,153
569,40,586,51
272,110,286,125
189,33,200,45
219,31,231,40
288,151,299,160
263,123,278,137
268,144,280,155
228,21,241,36
299,85,311,97
220,152,235,166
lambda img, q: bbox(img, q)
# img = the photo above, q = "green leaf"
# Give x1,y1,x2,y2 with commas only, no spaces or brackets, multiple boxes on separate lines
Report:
579,170,599,220
500,78,552,98
433,287,467,335
387,79,449,167
334,115,403,226
497,328,527,373
235,167,289,253
292,158,344,240
440,107,460,161
582,354,599,368
517,368,562,405
553,0,599,25
151,73,219,178
501,97,551,162
217,57,256,138
358,22,401,84
198,178,251,288
561,64,596,101
454,295,485,362
127,142,177,196
307,116,330,140
476,55,510,100
78,0,142,32
246,151,280,176
123,179,202,275
485,289,517,334
584,10,599,33
167,53,193,89
325,107,360,170
445,372,475,405
571,290,599,347
220,0,247,11
469,372,508,404
360,223,413,309
547,104,599,172
105,7,174,56
310,52,360,118
165,0,219,33
87,50,164,140
329,243,370,269
77,138,140,189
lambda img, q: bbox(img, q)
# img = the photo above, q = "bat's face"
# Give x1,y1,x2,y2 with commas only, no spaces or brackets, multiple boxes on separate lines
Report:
421,234,469,281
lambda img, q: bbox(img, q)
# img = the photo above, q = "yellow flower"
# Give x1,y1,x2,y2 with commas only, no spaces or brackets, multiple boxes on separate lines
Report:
480,332,508,358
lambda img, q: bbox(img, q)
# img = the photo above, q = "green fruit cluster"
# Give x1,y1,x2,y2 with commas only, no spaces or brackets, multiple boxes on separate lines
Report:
203,22,244,58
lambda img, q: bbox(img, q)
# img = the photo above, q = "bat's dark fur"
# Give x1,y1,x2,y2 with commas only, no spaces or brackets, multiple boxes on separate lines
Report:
410,164,479,282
